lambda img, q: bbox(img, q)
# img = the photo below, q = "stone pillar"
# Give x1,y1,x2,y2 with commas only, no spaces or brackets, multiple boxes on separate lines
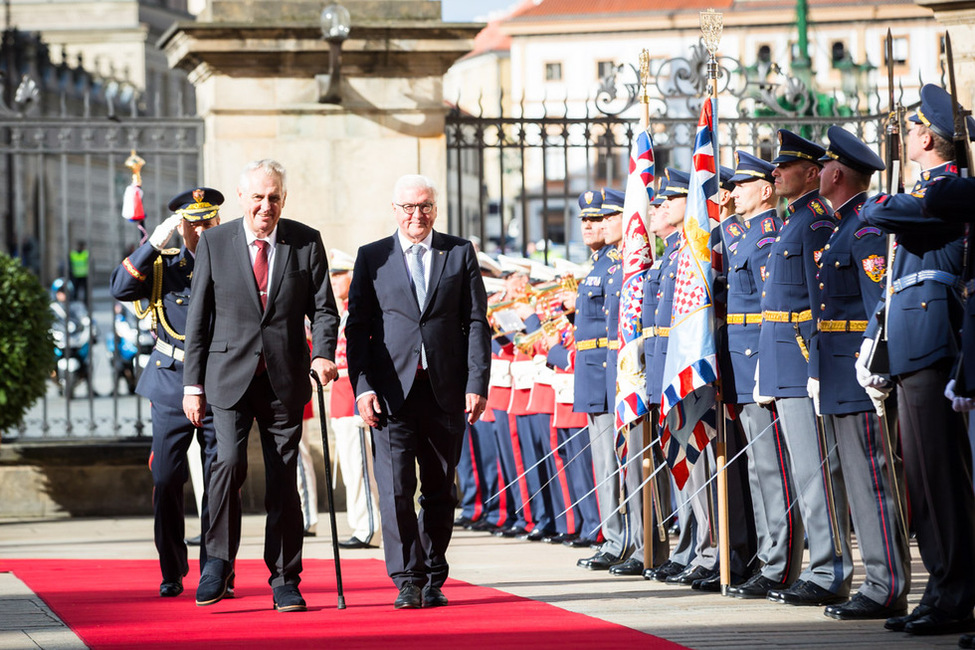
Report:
160,0,480,253
916,0,975,109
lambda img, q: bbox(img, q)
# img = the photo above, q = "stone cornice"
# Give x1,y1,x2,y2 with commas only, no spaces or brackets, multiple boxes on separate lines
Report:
159,22,482,80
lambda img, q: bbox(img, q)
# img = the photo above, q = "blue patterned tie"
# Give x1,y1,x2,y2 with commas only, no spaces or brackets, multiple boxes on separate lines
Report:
408,244,428,368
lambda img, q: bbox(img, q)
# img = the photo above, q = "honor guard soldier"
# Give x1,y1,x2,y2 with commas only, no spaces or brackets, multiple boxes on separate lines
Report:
639,193,677,580
646,169,717,586
569,190,628,570
860,84,975,636
811,127,911,621
720,152,803,599
597,188,647,576
109,187,223,598
547,192,611,550
758,130,853,607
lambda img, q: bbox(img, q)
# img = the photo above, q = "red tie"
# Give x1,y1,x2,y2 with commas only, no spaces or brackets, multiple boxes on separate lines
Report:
254,240,269,310
253,240,269,374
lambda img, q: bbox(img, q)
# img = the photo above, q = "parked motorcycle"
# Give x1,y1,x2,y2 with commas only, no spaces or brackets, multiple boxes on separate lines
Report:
50,278,99,398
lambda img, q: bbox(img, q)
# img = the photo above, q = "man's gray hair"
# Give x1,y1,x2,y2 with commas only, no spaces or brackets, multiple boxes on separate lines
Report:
392,174,438,203
240,159,287,194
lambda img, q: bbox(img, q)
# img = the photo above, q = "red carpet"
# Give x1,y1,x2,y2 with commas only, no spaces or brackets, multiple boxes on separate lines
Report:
2,559,683,649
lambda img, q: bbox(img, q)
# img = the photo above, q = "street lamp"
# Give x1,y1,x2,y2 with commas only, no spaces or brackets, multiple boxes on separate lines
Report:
317,3,350,104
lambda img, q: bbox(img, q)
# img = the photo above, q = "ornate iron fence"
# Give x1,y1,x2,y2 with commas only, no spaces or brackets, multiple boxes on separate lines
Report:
446,42,888,264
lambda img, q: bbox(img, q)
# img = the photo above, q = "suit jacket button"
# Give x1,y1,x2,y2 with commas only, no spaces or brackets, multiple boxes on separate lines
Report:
921,302,927,309
176,298,184,305
602,362,607,368
745,348,752,356
156,360,161,366
819,282,824,290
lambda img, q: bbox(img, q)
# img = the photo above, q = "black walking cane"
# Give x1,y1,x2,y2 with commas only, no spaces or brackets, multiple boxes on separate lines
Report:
310,369,347,609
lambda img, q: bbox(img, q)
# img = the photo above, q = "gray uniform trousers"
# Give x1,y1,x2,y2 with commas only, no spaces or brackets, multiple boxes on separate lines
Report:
829,409,910,609
774,396,853,594
739,403,803,584
587,412,644,558
683,452,717,570
588,412,626,558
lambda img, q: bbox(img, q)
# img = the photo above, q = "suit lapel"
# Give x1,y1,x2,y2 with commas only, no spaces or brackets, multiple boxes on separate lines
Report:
423,231,447,316
264,221,292,321
233,222,263,314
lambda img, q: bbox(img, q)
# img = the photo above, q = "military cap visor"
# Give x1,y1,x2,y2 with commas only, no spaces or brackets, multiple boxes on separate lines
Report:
718,165,736,191
658,168,690,197
818,126,885,174
730,151,775,184
771,129,826,166
168,187,224,222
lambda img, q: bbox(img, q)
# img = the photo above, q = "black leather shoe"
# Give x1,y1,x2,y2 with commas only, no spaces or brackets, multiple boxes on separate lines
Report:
609,558,644,576
564,536,595,548
885,604,932,631
903,610,975,636
471,519,500,533
824,593,906,620
728,574,789,600
692,571,746,592
544,532,576,544
453,515,474,528
517,527,552,542
497,526,526,538
650,560,686,582
338,536,375,549
394,583,422,609
196,559,233,606
666,565,713,586
184,534,201,546
959,633,975,649
577,551,623,571
421,585,448,608
272,584,307,612
160,579,183,597
767,579,847,606
303,528,317,537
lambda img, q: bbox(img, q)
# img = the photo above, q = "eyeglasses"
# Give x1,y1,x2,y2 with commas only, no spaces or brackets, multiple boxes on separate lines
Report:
395,202,435,215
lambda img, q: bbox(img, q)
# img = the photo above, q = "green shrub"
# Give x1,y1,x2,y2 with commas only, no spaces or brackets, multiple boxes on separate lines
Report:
0,252,55,435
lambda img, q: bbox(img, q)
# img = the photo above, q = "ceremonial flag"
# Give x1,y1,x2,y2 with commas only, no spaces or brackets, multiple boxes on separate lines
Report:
614,129,655,433
659,98,721,489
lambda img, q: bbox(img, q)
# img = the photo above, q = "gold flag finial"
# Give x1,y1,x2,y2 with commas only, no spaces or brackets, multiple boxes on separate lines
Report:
700,9,723,59
124,149,146,186
639,49,650,104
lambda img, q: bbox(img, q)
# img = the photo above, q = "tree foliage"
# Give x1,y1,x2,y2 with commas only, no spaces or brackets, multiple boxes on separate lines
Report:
0,252,55,434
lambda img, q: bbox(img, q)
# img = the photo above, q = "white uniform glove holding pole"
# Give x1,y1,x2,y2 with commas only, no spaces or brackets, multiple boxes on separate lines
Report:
753,361,774,406
855,337,891,390
807,376,821,417
945,379,975,413
149,214,182,251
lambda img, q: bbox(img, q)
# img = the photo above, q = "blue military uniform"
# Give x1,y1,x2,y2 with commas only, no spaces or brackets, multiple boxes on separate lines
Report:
860,84,975,628
813,127,911,620
761,131,853,603
109,187,222,594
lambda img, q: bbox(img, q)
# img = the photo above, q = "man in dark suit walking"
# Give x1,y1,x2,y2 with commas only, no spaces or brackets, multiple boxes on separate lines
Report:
183,159,339,612
346,174,491,609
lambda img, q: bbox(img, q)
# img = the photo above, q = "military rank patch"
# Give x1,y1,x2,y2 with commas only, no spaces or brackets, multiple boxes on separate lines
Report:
756,236,775,248
814,248,824,264
912,187,928,199
946,162,959,175
760,265,768,281
862,254,886,283
725,222,743,238
809,200,827,215
855,226,882,239
762,217,776,233
608,248,622,261
810,220,833,231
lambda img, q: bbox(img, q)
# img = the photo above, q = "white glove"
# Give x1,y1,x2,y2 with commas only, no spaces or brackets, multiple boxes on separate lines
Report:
752,362,774,406
807,376,821,417
945,379,975,413
855,337,891,390
149,214,182,251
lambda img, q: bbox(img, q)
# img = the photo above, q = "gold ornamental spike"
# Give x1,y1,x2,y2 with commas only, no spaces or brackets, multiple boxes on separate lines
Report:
125,149,146,186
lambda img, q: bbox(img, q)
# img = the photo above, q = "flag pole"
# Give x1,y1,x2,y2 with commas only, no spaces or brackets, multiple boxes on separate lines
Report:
700,7,731,595
635,48,663,572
